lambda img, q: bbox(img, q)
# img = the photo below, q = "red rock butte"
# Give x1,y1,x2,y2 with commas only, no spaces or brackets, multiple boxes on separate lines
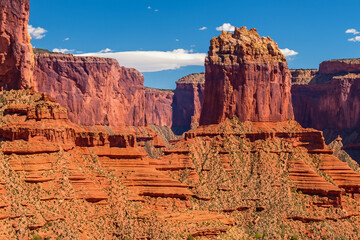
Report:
200,27,294,125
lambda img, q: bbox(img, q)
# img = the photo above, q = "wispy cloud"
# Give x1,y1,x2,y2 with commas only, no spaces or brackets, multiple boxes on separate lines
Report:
216,23,235,32
348,36,360,42
76,49,206,72
64,37,70,41
346,28,359,35
52,48,75,54
280,48,299,57
199,27,207,31
28,25,47,39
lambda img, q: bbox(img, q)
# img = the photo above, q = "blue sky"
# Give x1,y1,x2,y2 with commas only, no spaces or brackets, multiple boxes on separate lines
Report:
29,0,360,89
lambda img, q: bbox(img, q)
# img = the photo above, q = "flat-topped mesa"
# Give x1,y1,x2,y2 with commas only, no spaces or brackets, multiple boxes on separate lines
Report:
0,0,33,89
319,58,360,75
33,53,146,126
199,27,294,125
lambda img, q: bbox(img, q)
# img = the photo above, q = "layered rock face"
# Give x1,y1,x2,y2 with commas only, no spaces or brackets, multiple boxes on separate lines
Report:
172,73,205,134
200,27,294,125
290,69,317,85
292,60,360,155
145,87,173,127
0,0,33,89
33,53,146,126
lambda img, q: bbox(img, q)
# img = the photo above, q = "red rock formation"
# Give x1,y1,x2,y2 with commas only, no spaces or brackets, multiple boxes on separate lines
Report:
319,58,360,75
0,0,33,89
290,69,317,85
172,73,205,134
145,87,173,127
200,27,294,125
292,73,360,132
33,53,146,126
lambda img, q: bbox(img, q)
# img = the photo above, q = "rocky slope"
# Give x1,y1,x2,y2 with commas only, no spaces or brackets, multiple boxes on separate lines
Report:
0,0,33,89
33,53,147,126
172,73,205,134
200,27,294,125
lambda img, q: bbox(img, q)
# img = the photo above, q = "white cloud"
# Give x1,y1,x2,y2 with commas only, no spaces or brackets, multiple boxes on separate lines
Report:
216,23,235,32
280,48,299,57
64,37,70,41
147,6,151,9
348,36,360,42
99,48,113,53
76,49,206,72
154,9,159,12
52,48,75,54
175,39,180,42
199,27,207,31
28,25,47,39
346,28,359,35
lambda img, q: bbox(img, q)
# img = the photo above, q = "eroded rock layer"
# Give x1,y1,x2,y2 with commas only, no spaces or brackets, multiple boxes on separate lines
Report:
200,27,294,125
0,0,33,89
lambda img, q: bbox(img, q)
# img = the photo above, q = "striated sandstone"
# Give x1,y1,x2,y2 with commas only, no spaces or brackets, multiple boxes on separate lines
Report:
200,27,294,125
0,0,33,89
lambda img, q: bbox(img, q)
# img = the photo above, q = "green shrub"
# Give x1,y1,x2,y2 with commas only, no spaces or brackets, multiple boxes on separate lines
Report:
290,236,298,240
187,235,195,240
255,233,262,239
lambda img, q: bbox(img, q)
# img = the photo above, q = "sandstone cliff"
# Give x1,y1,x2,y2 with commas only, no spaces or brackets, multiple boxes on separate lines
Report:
319,58,360,75
0,0,33,89
33,53,147,126
291,60,360,156
145,87,173,126
172,73,205,134
200,27,294,125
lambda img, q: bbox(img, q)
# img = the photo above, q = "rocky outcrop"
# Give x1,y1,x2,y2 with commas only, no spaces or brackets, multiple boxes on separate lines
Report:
200,27,294,125
290,69,317,85
145,88,173,127
0,0,33,89
172,73,205,134
33,53,146,126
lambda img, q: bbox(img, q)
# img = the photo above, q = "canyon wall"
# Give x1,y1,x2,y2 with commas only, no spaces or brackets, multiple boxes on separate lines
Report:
200,27,294,125
172,73,204,134
0,0,33,89
33,53,147,126
291,60,360,149
145,87,173,126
